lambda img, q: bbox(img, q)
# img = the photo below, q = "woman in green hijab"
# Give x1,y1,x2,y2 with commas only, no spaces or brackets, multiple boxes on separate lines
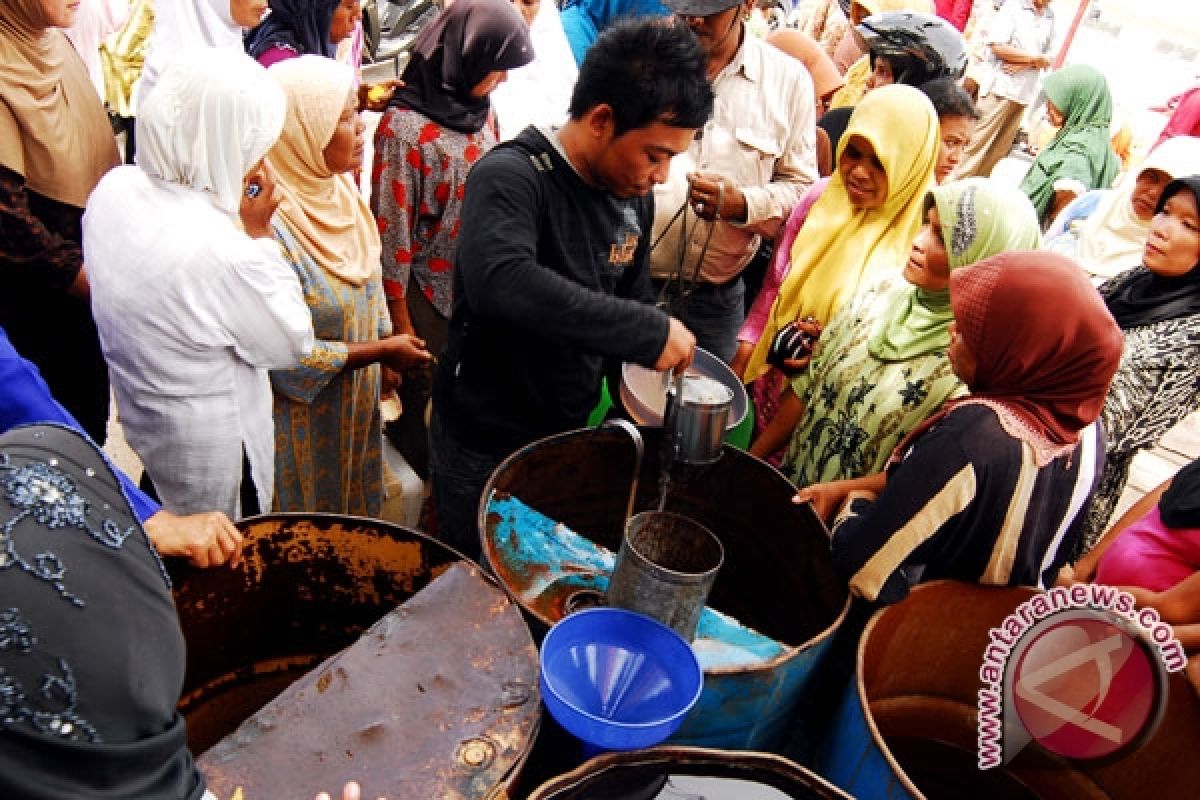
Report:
751,178,1041,488
1020,64,1121,226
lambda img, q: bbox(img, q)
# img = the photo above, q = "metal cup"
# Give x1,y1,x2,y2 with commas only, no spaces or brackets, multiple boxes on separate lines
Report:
606,511,724,642
669,376,732,465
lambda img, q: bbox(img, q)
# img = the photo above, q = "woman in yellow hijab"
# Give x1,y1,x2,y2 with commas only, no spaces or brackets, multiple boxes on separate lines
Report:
744,83,940,386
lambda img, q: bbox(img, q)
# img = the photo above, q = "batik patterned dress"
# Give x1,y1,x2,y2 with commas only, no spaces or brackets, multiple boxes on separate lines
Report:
270,224,392,516
781,277,965,489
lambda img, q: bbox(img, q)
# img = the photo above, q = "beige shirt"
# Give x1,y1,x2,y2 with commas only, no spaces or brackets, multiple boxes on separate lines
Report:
650,34,817,286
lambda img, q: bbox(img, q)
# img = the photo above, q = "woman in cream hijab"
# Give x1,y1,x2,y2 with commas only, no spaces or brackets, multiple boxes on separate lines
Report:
0,0,120,443
84,48,314,519
1046,135,1200,280
266,55,431,517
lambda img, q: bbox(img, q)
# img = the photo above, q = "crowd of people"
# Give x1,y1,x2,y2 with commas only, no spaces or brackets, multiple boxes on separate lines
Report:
3,0,1200,795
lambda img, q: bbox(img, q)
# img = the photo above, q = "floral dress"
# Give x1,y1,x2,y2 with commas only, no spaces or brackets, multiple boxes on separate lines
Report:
370,107,494,318
270,224,392,517
782,278,965,488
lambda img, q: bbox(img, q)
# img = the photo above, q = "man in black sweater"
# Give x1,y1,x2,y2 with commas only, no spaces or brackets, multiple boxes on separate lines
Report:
429,18,714,558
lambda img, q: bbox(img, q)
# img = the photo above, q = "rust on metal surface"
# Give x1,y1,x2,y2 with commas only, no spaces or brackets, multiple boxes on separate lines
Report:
525,745,852,799
195,562,540,800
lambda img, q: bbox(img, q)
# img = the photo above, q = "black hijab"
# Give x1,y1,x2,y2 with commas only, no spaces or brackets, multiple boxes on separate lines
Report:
1160,457,1200,528
0,424,204,800
245,0,341,60
1103,176,1200,330
391,0,533,134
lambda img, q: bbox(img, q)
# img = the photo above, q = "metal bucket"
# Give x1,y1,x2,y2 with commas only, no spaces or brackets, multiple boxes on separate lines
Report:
816,580,1200,799
607,510,724,641
171,513,541,799
481,426,850,750
525,746,852,799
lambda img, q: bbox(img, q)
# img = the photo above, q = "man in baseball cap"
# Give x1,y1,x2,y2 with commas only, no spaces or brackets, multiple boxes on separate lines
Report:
651,0,818,368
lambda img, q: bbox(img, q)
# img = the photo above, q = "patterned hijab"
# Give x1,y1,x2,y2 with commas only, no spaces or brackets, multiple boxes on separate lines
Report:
0,0,119,207
1074,135,1200,279
0,425,204,800
1020,64,1120,221
267,56,380,287
246,0,341,60
746,84,939,381
1102,176,1200,330
392,0,533,134
868,178,1042,362
893,251,1124,468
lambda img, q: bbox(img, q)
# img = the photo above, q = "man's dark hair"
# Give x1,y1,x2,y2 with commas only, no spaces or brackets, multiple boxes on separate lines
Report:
920,77,979,120
568,17,714,136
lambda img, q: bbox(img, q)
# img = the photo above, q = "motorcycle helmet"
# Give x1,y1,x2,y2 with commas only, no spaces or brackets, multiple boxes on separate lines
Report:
856,11,968,87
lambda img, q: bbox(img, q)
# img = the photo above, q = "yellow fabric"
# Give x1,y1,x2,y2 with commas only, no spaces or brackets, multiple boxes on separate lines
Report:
0,0,119,207
830,54,869,109
746,83,939,381
99,0,154,118
266,56,380,288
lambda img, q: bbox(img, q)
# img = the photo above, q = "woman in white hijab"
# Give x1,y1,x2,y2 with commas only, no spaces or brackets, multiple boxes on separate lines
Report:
1046,135,1200,280
138,0,266,108
490,0,579,140
84,47,315,519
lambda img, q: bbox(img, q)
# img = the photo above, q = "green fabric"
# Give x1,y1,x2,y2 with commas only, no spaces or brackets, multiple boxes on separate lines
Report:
867,178,1043,362
782,277,965,487
1020,64,1121,221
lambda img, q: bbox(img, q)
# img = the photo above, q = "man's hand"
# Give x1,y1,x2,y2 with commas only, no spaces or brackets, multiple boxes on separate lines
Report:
654,317,696,374
143,509,243,568
688,172,747,223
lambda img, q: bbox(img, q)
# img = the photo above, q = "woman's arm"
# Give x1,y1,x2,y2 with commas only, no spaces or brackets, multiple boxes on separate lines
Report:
1072,473,1173,580
750,387,806,460
1101,320,1200,459
795,470,888,525
370,109,424,338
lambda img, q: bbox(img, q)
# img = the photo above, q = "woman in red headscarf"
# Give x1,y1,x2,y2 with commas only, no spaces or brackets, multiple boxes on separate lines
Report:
799,251,1124,604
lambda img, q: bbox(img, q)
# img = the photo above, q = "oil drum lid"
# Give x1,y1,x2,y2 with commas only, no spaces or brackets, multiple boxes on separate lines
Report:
196,562,540,799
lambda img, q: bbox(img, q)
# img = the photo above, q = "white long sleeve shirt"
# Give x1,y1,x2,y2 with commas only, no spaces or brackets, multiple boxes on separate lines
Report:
84,167,314,517
650,34,818,286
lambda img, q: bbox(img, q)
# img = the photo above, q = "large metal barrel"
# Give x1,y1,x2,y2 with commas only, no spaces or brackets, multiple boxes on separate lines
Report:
480,426,850,750
816,580,1200,799
171,513,541,798
526,746,853,799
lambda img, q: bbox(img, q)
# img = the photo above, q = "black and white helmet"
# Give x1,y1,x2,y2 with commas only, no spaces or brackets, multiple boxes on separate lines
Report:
857,11,968,87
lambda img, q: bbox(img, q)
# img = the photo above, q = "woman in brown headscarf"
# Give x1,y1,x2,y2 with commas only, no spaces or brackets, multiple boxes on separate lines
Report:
803,251,1124,603
0,0,120,442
